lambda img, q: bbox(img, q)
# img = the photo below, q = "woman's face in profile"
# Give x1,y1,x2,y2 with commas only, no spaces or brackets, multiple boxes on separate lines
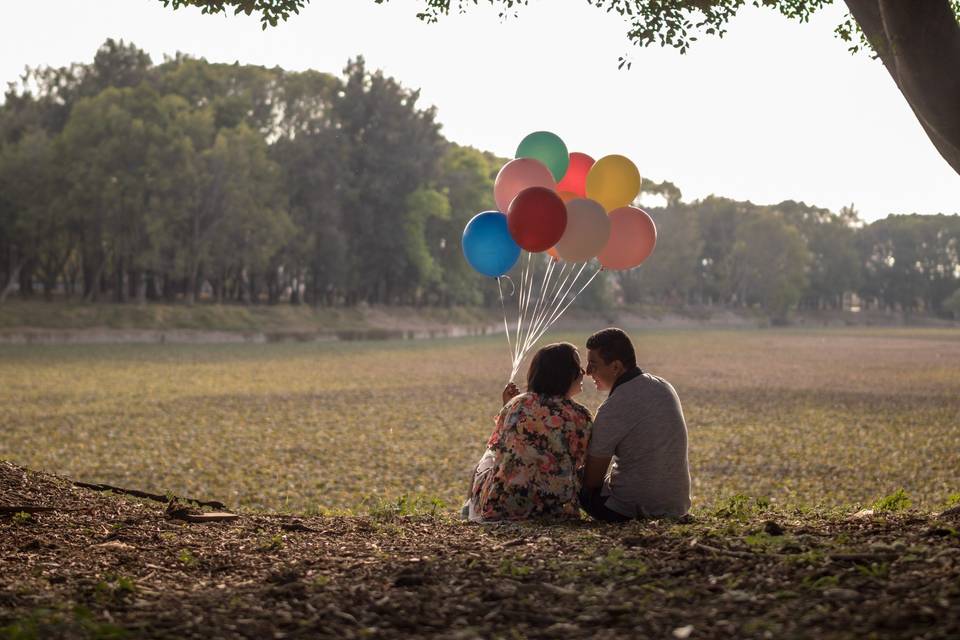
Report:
567,350,585,398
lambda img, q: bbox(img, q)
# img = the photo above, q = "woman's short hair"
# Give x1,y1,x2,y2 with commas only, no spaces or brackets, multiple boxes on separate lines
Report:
526,342,582,397
586,328,637,369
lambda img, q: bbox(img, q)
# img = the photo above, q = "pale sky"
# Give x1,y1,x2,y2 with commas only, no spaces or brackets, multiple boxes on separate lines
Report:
2,0,958,222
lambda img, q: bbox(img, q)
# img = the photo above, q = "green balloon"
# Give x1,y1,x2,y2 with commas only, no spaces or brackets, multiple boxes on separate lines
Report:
515,131,569,183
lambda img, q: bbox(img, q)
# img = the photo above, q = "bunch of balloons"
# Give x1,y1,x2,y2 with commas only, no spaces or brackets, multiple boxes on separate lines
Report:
461,131,656,277
462,131,657,380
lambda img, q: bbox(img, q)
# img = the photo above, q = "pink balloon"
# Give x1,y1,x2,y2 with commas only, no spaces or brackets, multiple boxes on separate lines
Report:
494,158,556,213
597,207,657,270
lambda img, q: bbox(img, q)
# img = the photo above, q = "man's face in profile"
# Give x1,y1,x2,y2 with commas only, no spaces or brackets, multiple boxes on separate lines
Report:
586,348,622,393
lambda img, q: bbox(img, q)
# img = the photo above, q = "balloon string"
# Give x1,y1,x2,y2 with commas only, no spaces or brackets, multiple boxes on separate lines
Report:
512,252,533,378
497,277,514,380
498,275,516,297
528,265,603,347
530,260,589,349
515,257,578,372
523,258,574,355
514,251,545,380
522,255,554,359
519,252,535,365
515,255,559,376
513,253,530,367
523,261,591,356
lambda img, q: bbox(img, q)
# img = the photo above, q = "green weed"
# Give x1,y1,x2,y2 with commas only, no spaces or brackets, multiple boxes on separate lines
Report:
594,547,647,578
0,606,127,640
365,494,447,521
94,575,136,602
497,557,532,578
258,534,285,552
855,562,890,580
873,489,912,513
713,494,771,520
176,549,197,567
803,574,840,590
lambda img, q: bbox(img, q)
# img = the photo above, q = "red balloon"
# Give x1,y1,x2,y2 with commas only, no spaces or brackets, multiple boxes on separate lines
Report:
597,206,657,270
507,187,568,252
556,152,595,198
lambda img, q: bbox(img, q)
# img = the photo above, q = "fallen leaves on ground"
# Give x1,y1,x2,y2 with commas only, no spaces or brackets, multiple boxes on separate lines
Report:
2,462,959,638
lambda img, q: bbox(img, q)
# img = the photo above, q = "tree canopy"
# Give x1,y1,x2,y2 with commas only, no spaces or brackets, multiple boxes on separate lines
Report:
1,40,957,317
160,0,960,177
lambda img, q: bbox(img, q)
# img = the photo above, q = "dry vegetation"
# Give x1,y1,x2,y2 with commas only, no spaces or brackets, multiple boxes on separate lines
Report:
2,328,959,638
2,328,958,512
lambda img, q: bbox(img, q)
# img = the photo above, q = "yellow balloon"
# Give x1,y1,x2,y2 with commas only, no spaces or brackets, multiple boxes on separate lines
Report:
585,154,641,212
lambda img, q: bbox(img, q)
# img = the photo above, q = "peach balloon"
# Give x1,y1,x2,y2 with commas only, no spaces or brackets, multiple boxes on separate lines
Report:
554,198,611,262
597,207,657,270
494,158,556,213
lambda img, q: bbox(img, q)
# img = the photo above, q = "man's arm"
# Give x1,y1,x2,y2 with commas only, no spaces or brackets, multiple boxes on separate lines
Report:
583,455,612,490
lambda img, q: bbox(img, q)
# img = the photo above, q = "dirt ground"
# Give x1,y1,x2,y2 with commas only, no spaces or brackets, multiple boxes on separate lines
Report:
2,461,959,639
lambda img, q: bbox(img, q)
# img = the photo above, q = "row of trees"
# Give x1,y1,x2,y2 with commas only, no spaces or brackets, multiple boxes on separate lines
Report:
1,41,958,317
0,40,501,307
632,199,960,318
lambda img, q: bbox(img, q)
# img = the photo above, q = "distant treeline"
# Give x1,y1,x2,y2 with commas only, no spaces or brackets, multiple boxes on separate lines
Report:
1,40,958,318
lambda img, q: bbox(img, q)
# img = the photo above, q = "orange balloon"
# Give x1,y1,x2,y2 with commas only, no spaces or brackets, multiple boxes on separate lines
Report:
597,207,657,270
547,246,560,259
557,190,578,203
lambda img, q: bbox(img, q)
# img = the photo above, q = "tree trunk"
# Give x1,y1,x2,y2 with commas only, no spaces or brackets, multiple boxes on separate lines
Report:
18,258,36,298
115,257,127,303
83,257,107,303
136,271,147,306
290,274,301,305
845,0,960,175
0,258,25,304
145,271,158,301
128,268,139,301
163,273,175,303
62,264,74,298
186,262,199,306
267,273,279,305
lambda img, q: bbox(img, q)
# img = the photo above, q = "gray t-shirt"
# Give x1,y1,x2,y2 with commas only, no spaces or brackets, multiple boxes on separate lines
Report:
587,372,691,518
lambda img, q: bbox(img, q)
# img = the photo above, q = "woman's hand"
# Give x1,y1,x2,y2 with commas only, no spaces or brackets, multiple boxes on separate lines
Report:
502,382,520,405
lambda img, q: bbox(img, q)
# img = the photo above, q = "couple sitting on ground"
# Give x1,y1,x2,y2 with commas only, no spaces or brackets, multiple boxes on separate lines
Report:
464,328,691,523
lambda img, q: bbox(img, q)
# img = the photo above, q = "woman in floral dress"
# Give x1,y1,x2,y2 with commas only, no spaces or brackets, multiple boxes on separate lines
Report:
465,342,593,522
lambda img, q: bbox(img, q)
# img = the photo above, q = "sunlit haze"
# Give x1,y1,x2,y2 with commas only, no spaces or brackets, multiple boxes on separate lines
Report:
3,0,957,221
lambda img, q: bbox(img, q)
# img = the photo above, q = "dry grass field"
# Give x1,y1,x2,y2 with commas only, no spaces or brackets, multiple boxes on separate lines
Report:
2,327,958,513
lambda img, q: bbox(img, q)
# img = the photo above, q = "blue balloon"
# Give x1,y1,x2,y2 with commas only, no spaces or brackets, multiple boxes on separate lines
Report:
462,211,521,277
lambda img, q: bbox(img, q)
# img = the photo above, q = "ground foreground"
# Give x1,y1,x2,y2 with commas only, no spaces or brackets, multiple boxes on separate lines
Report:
3,462,959,639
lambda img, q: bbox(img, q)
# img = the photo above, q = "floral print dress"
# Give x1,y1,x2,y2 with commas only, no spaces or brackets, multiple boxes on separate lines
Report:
467,393,592,522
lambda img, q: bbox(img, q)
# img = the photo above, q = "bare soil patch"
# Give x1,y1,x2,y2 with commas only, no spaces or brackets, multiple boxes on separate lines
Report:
3,462,959,639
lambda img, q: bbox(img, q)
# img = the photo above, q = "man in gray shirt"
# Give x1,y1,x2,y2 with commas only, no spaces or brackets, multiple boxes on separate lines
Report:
579,328,691,522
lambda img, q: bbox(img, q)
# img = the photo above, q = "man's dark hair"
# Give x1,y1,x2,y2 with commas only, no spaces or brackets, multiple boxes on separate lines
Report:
586,328,637,369
526,342,582,397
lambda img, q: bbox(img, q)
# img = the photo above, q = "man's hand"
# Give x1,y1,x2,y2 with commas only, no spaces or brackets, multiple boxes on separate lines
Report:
502,382,520,405
583,455,612,490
